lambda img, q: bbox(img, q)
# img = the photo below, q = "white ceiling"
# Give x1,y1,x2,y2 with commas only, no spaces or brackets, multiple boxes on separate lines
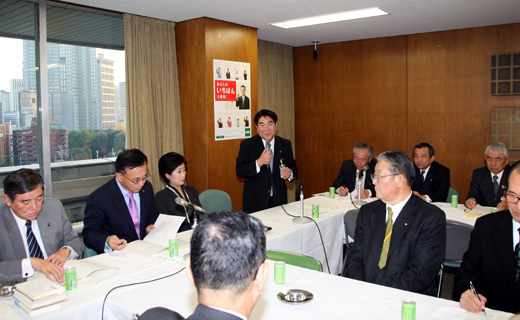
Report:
62,0,520,47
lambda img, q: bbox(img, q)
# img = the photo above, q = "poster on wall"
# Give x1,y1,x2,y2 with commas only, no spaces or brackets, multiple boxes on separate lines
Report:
213,59,251,141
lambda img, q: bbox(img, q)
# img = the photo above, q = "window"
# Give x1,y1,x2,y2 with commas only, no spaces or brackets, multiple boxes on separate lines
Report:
0,0,125,221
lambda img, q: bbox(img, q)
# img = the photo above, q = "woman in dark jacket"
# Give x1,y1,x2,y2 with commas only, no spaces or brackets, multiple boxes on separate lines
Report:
155,152,202,232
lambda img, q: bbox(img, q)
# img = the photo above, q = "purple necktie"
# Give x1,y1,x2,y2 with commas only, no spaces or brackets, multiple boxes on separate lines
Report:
127,192,140,238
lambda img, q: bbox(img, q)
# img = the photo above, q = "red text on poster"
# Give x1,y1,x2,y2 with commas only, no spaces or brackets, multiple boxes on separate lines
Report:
215,80,236,101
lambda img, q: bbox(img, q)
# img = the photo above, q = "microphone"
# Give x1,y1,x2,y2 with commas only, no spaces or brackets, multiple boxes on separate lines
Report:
265,140,271,152
175,197,206,213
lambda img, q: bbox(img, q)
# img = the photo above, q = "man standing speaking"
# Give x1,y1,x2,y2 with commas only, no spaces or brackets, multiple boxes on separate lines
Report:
236,109,297,213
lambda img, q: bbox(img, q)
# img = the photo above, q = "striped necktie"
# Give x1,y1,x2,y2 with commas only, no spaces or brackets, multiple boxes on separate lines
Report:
26,220,44,259
378,207,393,269
515,228,520,281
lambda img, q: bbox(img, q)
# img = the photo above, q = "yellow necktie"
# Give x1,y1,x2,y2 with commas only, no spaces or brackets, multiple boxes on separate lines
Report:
378,207,393,269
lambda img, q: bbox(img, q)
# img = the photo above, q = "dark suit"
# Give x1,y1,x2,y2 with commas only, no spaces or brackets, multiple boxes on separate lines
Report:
139,307,185,320
332,159,377,196
187,305,242,320
412,161,450,202
236,95,250,109
455,210,520,313
236,135,297,213
0,199,85,283
345,195,446,295
155,185,202,232
83,179,159,254
466,166,510,207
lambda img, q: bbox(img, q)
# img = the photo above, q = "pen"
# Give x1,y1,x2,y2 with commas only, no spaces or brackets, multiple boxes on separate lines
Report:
469,281,486,315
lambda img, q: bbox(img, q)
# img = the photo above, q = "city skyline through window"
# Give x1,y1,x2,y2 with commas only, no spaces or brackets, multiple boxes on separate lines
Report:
0,37,126,166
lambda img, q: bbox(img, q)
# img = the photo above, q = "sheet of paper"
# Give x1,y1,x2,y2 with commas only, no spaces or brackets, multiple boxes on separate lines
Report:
64,258,116,279
143,214,185,246
122,240,167,256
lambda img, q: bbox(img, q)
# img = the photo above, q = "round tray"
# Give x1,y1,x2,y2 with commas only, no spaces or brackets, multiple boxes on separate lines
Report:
277,289,313,304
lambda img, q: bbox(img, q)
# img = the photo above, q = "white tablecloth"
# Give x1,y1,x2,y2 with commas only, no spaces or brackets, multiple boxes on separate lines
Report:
105,260,513,320
433,202,494,226
3,195,500,320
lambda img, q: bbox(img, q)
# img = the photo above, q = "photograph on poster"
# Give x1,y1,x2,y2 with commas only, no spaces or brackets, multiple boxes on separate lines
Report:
214,59,251,141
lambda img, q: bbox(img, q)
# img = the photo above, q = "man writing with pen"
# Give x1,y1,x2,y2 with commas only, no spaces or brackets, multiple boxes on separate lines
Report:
332,142,377,199
455,160,520,314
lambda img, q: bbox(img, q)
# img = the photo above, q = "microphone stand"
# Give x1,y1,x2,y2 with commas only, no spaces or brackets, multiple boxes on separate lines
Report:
293,181,310,224
354,171,367,206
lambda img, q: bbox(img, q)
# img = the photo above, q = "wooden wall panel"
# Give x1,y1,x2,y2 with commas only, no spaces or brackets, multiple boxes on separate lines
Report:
176,19,208,197
294,37,408,196
293,23,520,200
407,24,520,200
177,18,257,210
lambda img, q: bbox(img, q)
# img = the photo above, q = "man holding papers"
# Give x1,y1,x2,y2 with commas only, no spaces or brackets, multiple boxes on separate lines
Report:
0,169,84,283
83,149,159,254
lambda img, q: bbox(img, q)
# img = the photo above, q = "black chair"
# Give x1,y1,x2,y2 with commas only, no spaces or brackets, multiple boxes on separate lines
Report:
437,220,473,298
444,220,473,268
341,209,359,276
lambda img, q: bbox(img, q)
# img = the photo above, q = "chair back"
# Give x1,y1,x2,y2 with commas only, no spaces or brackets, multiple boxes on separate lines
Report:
266,250,322,272
344,209,360,245
445,219,473,262
199,189,232,214
445,187,459,203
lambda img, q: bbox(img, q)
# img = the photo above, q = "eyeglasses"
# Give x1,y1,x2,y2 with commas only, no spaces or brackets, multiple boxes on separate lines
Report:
504,192,520,205
370,173,398,182
120,172,150,184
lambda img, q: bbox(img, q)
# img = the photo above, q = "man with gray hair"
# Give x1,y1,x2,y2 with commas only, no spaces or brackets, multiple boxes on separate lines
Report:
333,142,377,199
466,142,510,210
345,150,446,295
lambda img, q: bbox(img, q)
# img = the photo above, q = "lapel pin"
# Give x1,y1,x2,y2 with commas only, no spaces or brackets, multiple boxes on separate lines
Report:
47,223,52,227
404,223,408,226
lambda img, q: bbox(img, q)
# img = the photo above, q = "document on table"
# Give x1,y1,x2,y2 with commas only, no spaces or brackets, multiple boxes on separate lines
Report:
122,214,185,256
64,258,118,287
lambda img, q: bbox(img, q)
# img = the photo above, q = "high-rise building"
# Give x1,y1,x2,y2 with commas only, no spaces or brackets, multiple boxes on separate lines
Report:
23,41,100,130
0,90,10,121
10,79,23,112
19,90,37,128
4,111,20,129
0,124,11,166
117,81,126,126
12,117,68,165
97,53,116,129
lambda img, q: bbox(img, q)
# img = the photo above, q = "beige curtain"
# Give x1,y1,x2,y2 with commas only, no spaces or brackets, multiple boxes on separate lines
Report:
124,14,183,192
258,40,296,202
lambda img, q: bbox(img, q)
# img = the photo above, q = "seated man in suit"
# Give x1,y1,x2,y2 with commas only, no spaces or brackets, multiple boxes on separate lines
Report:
0,169,84,284
332,142,377,199
465,142,510,211
411,142,450,203
455,160,520,314
345,150,446,295
236,109,297,213
83,149,159,254
141,211,269,320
